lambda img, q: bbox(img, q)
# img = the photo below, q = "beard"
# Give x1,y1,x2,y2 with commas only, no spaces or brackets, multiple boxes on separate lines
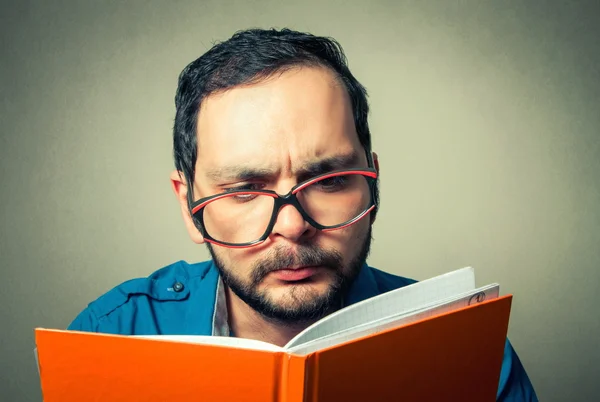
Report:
207,227,373,325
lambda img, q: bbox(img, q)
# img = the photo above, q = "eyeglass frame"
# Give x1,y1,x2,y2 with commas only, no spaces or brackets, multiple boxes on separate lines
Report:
186,151,378,248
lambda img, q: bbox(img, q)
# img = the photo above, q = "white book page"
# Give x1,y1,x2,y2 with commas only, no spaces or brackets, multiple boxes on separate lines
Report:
284,267,475,349
288,284,499,355
135,335,283,352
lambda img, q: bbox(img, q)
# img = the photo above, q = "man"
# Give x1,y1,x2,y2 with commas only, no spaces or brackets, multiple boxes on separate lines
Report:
69,28,537,400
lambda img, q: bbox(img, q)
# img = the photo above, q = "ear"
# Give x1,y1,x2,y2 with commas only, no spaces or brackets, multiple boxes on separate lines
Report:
372,151,380,173
170,170,205,244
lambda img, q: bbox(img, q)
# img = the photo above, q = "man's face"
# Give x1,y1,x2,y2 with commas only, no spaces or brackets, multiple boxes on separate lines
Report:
193,66,373,323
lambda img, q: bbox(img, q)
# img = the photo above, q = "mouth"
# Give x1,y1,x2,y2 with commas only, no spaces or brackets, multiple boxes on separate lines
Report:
269,266,320,282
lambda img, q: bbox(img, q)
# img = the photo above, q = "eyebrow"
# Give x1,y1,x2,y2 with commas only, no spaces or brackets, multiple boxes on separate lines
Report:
204,151,362,184
295,152,362,180
204,165,277,183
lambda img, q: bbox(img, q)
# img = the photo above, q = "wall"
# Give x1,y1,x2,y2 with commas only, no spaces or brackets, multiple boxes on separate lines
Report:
1,0,599,400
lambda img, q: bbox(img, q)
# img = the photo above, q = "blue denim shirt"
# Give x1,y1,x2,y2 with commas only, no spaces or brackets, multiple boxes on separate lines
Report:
68,260,538,401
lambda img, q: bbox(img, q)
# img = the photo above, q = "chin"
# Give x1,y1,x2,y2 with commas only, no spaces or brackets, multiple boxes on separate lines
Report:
267,281,328,304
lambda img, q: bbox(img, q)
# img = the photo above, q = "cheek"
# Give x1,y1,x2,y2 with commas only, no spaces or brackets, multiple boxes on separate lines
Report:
324,220,371,259
216,246,262,277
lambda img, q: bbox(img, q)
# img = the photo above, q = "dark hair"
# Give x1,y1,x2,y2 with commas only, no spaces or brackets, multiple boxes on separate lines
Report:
173,28,372,200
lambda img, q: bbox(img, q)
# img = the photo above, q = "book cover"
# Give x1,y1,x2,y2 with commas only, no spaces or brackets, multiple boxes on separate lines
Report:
35,295,512,402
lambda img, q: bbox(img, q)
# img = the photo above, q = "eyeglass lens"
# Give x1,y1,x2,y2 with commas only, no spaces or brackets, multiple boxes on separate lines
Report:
201,173,372,245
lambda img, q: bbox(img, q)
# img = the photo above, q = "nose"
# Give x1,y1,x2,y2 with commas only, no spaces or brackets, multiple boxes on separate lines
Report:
270,203,316,242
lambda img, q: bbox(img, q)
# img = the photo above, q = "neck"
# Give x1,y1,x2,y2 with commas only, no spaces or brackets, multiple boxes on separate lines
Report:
225,287,322,347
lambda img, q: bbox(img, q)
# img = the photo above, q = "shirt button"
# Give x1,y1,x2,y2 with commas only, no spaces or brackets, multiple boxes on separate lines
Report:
173,282,184,292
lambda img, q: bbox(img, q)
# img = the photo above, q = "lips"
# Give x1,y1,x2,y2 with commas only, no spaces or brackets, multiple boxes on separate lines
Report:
269,266,319,282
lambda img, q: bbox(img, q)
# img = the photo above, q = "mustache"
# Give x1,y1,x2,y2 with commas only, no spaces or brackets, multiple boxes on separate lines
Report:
250,244,343,284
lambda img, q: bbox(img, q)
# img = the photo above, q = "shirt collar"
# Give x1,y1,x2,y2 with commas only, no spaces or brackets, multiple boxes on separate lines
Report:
212,277,230,336
211,263,380,337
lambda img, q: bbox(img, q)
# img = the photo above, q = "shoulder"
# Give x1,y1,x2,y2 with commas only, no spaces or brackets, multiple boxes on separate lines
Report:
368,266,418,293
497,339,539,401
87,260,212,317
68,260,218,334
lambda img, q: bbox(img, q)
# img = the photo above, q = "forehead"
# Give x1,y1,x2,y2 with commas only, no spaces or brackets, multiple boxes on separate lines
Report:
195,66,361,179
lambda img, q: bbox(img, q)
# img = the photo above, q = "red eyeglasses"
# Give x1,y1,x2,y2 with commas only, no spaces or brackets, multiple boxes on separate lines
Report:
189,167,378,248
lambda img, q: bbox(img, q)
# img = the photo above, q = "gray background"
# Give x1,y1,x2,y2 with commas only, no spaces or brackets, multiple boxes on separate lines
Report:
1,0,599,400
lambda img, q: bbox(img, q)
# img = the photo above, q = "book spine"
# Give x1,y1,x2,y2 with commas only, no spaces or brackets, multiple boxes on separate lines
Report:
304,353,319,402
278,353,309,402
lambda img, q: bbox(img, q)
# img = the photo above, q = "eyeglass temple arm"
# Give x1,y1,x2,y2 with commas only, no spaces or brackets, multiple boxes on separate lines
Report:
184,172,196,214
366,149,375,169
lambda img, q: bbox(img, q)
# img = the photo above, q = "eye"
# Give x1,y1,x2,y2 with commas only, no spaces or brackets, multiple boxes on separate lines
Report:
316,175,350,190
221,183,266,203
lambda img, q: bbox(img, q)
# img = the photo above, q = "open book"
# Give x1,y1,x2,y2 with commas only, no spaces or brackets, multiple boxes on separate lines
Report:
35,267,512,402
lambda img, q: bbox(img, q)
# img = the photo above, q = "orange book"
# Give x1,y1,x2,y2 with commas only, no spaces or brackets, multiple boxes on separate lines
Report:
35,267,512,402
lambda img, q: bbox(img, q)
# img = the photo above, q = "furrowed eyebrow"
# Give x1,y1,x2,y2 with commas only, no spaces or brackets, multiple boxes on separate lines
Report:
204,152,363,184
204,166,277,183
295,152,362,180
